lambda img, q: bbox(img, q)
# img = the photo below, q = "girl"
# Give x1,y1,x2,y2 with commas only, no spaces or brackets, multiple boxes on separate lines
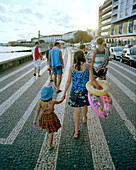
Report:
62,50,100,138
33,86,64,153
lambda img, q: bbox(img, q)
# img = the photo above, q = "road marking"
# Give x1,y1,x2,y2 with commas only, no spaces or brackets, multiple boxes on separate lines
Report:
0,61,33,82
0,49,67,144
110,61,136,77
107,73,136,103
109,65,136,85
0,65,47,116
111,93,136,140
0,77,50,144
34,48,71,170
87,107,115,170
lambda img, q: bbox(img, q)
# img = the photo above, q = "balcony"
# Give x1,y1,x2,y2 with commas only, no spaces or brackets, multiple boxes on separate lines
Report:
99,6,112,16
99,21,111,27
99,0,112,11
112,1,118,8
112,8,118,15
101,14,111,21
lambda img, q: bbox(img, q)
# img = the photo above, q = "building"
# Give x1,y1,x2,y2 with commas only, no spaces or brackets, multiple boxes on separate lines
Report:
39,34,62,43
87,29,98,39
62,31,77,40
99,0,136,46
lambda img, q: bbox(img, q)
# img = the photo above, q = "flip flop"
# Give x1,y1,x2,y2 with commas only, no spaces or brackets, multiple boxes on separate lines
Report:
48,146,54,153
56,90,62,93
74,130,80,139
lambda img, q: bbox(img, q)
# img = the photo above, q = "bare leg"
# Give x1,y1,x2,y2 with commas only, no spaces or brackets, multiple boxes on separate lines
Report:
48,132,53,149
82,106,88,123
34,67,36,74
38,67,40,76
74,107,81,135
53,74,57,89
49,71,53,80
57,74,62,90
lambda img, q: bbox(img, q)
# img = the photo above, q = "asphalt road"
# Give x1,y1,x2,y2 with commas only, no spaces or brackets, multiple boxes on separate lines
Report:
0,47,136,170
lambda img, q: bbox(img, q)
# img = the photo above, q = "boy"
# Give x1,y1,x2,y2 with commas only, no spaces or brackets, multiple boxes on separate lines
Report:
91,37,109,80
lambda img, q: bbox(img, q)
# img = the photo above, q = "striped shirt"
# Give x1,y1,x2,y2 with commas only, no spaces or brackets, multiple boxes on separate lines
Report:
93,49,105,69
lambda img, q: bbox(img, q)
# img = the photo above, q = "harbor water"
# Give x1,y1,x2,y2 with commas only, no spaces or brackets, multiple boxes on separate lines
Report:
0,46,32,63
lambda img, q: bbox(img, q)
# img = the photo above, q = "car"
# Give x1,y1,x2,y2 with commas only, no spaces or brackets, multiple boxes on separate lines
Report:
110,47,123,60
120,47,136,66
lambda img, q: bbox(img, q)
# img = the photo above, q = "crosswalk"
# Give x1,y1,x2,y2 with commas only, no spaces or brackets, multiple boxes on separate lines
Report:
0,48,136,169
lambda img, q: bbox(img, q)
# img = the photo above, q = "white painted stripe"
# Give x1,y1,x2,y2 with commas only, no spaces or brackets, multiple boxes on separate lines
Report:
34,48,71,170
110,61,136,77
0,77,50,144
0,65,47,116
87,107,115,169
107,73,136,103
0,50,67,144
0,61,47,93
111,93,136,140
109,65,136,85
0,57,46,83
0,62,33,82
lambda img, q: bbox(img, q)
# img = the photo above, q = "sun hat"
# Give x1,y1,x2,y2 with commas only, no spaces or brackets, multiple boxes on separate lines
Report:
41,86,53,101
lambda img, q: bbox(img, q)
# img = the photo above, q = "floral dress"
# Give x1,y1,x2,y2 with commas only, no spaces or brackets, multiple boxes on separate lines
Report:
68,64,90,107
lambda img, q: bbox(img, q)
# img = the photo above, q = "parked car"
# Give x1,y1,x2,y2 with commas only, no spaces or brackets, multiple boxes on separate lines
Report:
120,47,136,66
110,47,123,60
124,44,133,48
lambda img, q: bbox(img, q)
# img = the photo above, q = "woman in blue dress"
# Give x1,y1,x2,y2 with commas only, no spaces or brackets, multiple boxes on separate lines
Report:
63,50,100,138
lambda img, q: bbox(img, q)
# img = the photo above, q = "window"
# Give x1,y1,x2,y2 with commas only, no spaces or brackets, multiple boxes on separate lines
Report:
126,0,130,6
120,2,124,10
125,8,129,16
120,11,122,18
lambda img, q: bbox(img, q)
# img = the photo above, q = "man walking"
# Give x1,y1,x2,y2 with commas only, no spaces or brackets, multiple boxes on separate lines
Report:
32,41,42,77
46,43,53,82
49,42,64,93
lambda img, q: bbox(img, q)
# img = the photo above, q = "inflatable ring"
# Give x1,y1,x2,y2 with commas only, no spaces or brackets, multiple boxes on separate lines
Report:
88,91,113,119
86,80,111,96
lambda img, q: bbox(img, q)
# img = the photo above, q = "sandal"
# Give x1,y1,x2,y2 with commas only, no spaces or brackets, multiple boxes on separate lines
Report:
48,146,54,153
82,117,87,124
74,130,80,139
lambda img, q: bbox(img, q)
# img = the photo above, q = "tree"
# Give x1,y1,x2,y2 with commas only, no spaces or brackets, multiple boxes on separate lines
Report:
74,31,93,43
39,40,45,43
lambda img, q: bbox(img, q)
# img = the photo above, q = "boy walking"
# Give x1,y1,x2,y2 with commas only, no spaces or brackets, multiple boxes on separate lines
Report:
32,41,42,77
91,37,109,80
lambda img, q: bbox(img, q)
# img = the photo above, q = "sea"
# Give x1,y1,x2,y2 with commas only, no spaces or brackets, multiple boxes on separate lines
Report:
0,46,32,63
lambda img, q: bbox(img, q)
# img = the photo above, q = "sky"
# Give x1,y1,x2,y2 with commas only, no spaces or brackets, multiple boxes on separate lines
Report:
0,0,105,43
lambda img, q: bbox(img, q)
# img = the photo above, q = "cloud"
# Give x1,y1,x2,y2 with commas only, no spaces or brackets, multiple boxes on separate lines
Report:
34,12,45,19
0,15,12,23
0,3,8,13
19,8,33,14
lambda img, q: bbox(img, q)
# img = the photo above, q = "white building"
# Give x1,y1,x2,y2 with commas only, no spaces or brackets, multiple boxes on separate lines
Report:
99,0,136,45
39,34,62,43
62,31,77,40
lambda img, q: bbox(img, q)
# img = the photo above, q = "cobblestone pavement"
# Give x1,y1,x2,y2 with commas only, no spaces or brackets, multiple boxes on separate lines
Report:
0,47,136,169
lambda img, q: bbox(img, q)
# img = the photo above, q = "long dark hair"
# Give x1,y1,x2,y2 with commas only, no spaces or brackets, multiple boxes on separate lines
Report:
73,50,85,71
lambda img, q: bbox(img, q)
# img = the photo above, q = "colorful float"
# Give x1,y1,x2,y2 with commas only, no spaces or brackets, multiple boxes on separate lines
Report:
86,80,113,119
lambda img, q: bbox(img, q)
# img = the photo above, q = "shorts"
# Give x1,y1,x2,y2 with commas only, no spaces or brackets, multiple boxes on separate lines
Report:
52,66,62,75
93,68,107,78
34,59,42,67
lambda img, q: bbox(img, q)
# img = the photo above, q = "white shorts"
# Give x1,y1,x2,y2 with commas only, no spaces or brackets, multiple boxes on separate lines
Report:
34,59,42,67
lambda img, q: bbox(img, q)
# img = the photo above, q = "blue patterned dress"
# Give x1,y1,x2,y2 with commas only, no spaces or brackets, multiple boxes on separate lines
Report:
68,64,89,107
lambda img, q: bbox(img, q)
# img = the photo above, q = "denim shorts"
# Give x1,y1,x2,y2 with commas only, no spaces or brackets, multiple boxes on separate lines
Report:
93,68,107,78
52,66,62,75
